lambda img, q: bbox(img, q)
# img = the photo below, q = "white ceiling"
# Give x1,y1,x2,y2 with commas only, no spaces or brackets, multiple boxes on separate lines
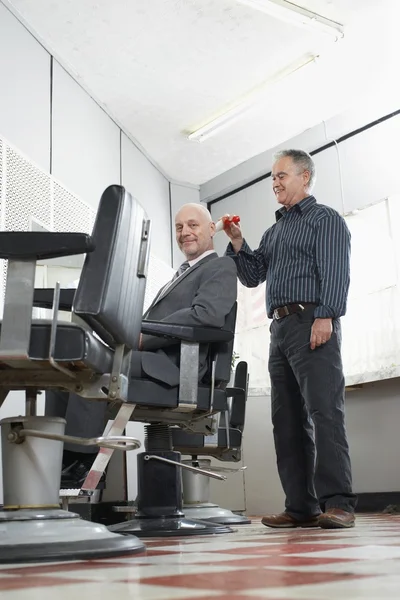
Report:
3,0,399,185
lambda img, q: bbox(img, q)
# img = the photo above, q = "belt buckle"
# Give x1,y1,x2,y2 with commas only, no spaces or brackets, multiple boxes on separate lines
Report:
274,306,289,320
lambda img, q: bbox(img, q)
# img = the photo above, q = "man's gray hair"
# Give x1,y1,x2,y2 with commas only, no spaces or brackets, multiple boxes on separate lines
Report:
273,149,316,191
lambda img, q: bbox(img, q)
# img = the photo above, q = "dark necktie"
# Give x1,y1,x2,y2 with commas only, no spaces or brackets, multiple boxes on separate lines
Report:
172,261,190,281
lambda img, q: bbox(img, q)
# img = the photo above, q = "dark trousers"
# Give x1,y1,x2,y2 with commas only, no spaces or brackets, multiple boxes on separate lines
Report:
44,350,177,454
268,306,357,518
45,390,107,454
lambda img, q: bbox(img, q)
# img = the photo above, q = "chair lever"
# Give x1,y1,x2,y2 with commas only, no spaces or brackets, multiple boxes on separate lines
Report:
143,454,226,481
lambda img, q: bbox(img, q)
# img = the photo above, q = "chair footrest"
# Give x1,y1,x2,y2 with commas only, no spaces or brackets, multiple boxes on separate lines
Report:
59,489,82,498
59,489,103,503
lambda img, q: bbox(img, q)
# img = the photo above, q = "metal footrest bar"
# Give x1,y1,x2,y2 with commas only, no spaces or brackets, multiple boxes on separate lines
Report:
8,428,140,452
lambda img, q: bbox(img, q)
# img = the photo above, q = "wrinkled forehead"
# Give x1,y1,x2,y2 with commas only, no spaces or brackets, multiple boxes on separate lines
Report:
175,208,207,227
272,156,297,176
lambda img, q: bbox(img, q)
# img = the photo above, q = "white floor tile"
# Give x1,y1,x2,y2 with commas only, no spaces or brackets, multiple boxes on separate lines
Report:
113,551,257,564
149,541,276,553
288,545,400,560
50,563,246,580
3,581,222,600
245,575,400,599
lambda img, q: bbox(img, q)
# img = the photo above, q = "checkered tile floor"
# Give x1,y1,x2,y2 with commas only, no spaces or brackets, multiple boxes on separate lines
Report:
2,514,400,598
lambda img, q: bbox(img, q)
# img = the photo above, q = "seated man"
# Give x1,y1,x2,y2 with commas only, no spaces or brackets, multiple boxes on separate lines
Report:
46,203,237,487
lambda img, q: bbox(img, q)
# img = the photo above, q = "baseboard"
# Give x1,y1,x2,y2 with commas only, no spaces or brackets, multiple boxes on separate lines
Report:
356,492,400,513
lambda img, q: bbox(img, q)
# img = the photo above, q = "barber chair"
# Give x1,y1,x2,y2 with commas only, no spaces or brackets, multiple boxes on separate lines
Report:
109,306,240,538
173,360,251,525
0,185,150,562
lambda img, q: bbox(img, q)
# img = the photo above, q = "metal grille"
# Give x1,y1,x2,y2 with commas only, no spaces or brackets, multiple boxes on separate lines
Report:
53,181,94,234
88,210,96,235
5,146,51,231
0,135,96,310
0,139,4,308
0,133,172,319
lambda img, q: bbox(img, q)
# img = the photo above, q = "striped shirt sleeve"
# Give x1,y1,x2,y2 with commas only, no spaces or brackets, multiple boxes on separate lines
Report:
314,215,351,319
226,231,269,288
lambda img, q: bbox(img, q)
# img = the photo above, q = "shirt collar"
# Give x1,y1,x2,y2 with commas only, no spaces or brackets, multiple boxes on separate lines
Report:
187,249,216,267
275,195,316,221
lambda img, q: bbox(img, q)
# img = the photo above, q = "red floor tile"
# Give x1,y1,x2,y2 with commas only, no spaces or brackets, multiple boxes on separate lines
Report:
2,515,400,598
207,542,355,555
142,549,182,557
271,534,355,542
178,596,285,600
137,567,369,591
206,555,360,568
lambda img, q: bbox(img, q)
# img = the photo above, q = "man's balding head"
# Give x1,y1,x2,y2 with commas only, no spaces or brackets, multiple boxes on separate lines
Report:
175,203,216,260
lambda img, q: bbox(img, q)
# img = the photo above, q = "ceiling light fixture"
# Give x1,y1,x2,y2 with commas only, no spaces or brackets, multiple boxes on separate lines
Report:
187,54,318,143
236,0,344,40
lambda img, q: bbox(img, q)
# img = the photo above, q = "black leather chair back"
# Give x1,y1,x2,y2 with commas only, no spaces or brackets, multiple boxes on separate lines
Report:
206,303,237,385
74,185,150,350
230,361,248,431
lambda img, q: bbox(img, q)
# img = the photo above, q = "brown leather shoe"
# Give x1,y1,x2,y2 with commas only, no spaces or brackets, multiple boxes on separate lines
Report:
318,508,355,529
261,512,320,529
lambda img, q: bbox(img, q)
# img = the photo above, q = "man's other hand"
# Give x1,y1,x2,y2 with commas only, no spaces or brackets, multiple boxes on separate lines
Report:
310,318,333,350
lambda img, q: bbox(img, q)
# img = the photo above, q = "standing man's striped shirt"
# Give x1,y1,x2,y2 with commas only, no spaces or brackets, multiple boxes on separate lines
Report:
226,196,351,319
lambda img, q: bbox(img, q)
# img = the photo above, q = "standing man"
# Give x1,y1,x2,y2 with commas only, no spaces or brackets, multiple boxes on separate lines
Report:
223,149,356,529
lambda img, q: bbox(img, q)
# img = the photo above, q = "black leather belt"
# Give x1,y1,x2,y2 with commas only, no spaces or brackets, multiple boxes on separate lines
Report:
272,303,314,320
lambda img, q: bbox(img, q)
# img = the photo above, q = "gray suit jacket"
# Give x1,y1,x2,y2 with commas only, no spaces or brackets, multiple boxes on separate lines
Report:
132,252,237,387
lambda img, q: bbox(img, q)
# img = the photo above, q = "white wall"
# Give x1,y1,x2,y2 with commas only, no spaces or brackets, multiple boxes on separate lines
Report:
202,98,400,507
0,2,50,171
243,379,400,516
201,92,400,207
52,62,121,210
211,180,274,257
170,183,200,268
241,395,284,515
346,379,400,495
0,2,172,262
207,109,400,227
121,133,171,260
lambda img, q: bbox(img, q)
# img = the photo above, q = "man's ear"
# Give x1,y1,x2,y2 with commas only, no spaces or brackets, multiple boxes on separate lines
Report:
303,170,311,188
210,221,216,238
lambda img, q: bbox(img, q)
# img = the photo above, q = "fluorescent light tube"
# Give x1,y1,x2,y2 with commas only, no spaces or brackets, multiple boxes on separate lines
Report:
187,54,318,143
237,0,344,39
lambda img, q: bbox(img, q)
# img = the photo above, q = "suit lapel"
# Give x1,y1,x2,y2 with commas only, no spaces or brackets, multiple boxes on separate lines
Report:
144,252,217,317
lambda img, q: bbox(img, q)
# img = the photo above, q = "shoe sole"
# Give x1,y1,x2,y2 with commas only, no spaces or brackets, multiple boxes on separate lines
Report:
319,517,355,529
261,520,319,529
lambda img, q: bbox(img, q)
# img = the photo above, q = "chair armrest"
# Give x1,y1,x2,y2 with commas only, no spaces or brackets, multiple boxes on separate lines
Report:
0,232,94,260
226,386,246,398
33,288,76,311
141,320,234,343
227,362,249,430
226,387,246,429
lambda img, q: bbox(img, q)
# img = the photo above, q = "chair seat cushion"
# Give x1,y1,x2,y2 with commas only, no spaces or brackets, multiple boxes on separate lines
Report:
0,320,113,374
129,377,227,412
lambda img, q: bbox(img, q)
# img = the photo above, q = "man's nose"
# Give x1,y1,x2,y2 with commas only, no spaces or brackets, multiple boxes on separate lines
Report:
181,224,191,236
